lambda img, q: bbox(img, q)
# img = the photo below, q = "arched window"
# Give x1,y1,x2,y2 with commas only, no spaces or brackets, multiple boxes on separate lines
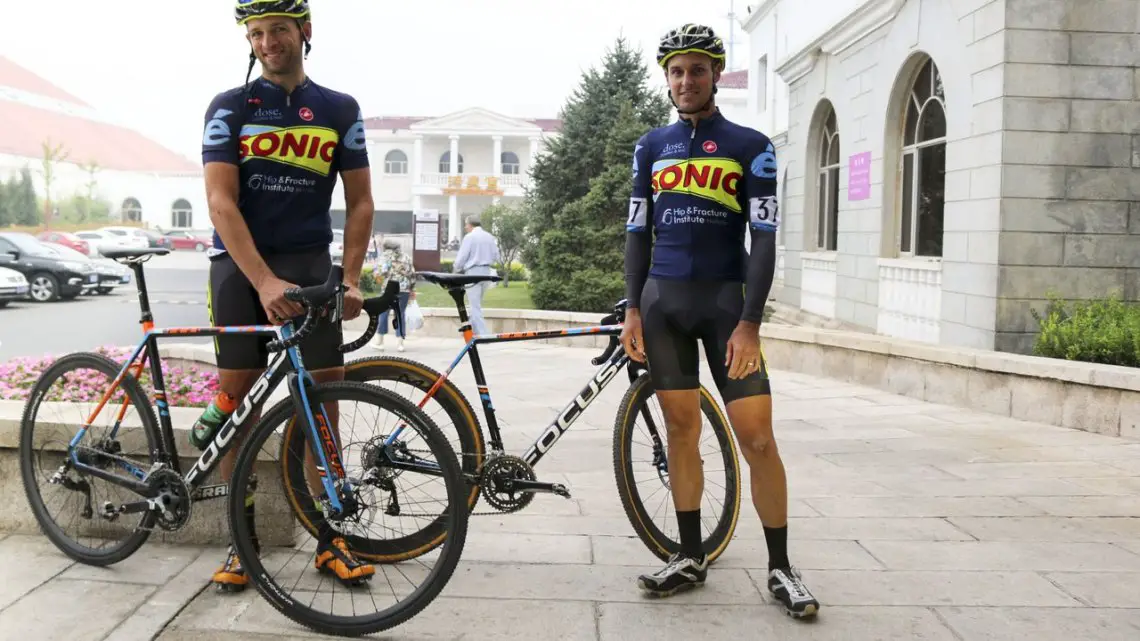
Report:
121,197,142,223
384,149,408,174
816,107,840,251
501,151,520,174
439,151,463,174
171,198,192,229
900,58,946,256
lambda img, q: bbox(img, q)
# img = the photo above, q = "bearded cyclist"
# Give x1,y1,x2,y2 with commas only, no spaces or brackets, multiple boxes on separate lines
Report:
198,0,376,593
620,24,820,619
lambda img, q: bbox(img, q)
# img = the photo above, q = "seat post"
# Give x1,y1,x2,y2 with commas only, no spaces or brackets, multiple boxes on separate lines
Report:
131,261,154,325
447,286,470,324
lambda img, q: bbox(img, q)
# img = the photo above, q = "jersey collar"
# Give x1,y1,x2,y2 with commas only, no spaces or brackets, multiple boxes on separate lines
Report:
255,75,313,96
676,107,725,130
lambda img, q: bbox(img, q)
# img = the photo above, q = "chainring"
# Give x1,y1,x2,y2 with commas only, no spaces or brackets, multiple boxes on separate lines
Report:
146,468,191,532
479,454,536,513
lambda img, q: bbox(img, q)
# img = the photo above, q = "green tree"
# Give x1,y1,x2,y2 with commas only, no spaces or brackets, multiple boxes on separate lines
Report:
0,176,10,227
10,169,39,226
40,138,69,227
479,201,531,287
527,37,671,311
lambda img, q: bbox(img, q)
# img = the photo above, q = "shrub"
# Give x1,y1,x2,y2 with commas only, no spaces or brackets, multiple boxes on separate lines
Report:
1030,291,1140,367
359,264,377,293
0,345,219,408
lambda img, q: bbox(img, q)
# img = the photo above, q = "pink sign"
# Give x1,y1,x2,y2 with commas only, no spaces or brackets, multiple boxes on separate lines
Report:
848,151,871,201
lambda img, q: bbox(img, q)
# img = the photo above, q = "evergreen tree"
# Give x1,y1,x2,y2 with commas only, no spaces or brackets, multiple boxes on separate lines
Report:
0,177,10,227
527,37,671,311
10,169,39,226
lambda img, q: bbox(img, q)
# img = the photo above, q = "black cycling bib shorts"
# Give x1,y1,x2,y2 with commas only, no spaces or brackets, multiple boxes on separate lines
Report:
206,248,344,371
640,278,770,404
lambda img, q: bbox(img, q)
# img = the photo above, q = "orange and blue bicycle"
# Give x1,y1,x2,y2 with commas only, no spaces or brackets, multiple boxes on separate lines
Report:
17,247,468,637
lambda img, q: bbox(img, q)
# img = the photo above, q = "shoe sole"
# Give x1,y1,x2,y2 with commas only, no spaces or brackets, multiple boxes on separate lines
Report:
637,577,705,598
316,564,374,588
779,601,819,619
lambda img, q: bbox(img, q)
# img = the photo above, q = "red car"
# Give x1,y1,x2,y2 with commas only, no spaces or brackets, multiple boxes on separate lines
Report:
163,230,213,251
36,231,90,256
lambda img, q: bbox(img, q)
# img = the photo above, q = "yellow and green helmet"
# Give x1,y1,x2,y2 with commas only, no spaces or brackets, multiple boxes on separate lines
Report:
234,0,310,25
657,23,727,69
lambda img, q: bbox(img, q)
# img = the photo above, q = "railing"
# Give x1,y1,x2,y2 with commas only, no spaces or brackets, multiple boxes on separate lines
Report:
876,257,941,343
800,252,837,318
417,173,524,193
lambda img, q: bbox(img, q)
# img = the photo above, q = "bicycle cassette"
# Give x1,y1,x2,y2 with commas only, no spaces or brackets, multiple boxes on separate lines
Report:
479,454,536,513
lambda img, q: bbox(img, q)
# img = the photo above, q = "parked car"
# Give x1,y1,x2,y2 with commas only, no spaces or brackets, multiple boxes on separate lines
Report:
74,229,131,257
0,232,98,301
97,226,151,250
164,229,213,251
44,242,131,295
330,229,344,264
0,265,29,308
36,230,90,256
138,228,174,250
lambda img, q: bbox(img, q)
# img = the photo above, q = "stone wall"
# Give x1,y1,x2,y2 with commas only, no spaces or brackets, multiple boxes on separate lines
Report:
994,0,1140,353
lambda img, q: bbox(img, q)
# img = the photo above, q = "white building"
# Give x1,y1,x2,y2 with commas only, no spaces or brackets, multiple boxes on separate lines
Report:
334,108,561,246
740,0,1139,353
0,56,207,231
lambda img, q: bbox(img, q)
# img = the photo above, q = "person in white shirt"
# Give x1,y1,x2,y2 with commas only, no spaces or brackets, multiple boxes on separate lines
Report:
452,215,500,336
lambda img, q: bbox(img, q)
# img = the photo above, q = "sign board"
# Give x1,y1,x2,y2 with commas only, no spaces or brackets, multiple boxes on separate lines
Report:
412,209,441,272
440,174,505,196
848,151,871,201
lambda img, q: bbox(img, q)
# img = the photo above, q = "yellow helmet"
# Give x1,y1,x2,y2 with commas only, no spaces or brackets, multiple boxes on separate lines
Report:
234,0,310,26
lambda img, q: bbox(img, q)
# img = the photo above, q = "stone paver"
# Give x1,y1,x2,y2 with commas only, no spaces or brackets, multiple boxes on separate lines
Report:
2,335,1140,640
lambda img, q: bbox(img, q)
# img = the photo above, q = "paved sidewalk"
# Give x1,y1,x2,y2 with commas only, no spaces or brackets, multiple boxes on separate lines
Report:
3,336,1140,640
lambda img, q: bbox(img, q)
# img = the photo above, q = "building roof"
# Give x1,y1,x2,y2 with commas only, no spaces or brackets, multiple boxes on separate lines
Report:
0,56,199,174
365,115,563,133
719,70,749,89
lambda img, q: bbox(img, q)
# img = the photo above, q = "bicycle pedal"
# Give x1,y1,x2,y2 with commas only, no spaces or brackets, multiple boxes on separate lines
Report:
551,483,572,499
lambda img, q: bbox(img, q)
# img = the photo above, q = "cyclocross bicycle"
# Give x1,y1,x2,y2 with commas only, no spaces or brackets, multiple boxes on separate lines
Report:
18,247,468,637
333,270,744,566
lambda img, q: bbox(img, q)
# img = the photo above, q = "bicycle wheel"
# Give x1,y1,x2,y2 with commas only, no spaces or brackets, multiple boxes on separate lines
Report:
275,355,482,562
613,371,741,563
19,352,160,566
229,381,469,637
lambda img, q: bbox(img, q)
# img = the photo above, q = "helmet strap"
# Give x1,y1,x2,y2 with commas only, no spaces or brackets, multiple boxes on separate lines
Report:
244,50,257,87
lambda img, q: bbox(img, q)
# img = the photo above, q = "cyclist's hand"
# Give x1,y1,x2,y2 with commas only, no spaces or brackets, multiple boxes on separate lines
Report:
620,310,646,363
725,322,761,380
258,277,304,324
342,283,364,321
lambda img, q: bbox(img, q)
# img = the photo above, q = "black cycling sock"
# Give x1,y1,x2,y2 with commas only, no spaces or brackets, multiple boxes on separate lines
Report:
764,525,789,571
677,509,703,559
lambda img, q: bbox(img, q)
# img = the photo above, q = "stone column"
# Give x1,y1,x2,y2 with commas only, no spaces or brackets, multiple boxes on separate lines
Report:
449,134,460,175
449,194,460,243
528,136,540,167
412,135,423,181
492,135,503,205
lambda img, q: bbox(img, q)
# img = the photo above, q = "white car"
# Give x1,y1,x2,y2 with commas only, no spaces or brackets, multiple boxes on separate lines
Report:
74,230,132,256
330,229,344,264
97,226,151,250
0,265,29,308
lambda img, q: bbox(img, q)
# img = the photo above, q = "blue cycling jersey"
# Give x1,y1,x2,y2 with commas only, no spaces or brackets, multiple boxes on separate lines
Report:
201,77,369,255
627,110,780,282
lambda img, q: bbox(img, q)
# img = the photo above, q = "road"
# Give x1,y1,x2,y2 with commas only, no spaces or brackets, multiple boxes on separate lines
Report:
0,251,214,361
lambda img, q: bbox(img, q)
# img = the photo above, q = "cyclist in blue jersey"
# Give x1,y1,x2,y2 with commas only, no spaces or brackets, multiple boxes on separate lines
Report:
620,23,819,618
198,0,376,593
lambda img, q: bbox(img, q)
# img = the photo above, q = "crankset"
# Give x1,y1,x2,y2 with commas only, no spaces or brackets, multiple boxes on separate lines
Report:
479,454,571,514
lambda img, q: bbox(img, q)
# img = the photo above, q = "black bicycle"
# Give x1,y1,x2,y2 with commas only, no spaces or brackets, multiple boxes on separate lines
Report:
18,248,468,637
332,271,743,565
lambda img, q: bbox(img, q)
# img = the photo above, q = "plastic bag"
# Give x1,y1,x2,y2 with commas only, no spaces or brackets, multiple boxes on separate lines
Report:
404,299,425,333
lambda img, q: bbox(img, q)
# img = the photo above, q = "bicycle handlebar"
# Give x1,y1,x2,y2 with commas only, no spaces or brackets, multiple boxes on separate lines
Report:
590,298,629,366
265,265,401,353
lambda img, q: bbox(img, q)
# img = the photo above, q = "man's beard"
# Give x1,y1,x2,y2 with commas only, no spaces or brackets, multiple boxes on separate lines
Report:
259,50,297,74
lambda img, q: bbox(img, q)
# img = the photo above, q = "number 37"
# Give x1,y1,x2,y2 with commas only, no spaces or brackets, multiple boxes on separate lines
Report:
749,196,780,230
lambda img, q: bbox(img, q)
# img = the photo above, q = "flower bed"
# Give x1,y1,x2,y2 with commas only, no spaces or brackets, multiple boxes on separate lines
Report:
0,346,218,408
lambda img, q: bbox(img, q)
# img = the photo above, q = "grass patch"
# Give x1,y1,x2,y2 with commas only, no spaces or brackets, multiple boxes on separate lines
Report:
366,281,536,310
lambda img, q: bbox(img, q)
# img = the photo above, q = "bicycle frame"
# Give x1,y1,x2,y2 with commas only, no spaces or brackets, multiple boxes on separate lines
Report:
382,283,639,475
60,257,351,517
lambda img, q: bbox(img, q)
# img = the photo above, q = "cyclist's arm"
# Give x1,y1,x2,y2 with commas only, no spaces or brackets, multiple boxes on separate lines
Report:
205,163,275,288
200,94,275,288
338,101,373,289
624,135,653,311
740,138,781,326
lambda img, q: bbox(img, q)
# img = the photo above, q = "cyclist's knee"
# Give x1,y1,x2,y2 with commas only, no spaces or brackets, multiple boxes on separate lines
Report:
656,388,702,440
725,394,776,460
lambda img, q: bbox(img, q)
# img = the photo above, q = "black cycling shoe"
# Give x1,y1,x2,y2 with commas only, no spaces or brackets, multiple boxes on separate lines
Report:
637,552,708,597
767,566,820,618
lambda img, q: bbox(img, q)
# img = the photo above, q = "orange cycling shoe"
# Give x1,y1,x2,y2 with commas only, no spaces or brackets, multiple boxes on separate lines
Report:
314,536,375,587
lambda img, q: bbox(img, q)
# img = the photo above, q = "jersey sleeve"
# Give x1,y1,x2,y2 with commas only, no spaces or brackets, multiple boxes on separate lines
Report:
626,135,652,232
338,97,370,172
745,136,780,233
200,92,242,166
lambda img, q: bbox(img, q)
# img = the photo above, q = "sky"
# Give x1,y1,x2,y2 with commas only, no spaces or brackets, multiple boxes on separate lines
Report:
2,0,752,162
